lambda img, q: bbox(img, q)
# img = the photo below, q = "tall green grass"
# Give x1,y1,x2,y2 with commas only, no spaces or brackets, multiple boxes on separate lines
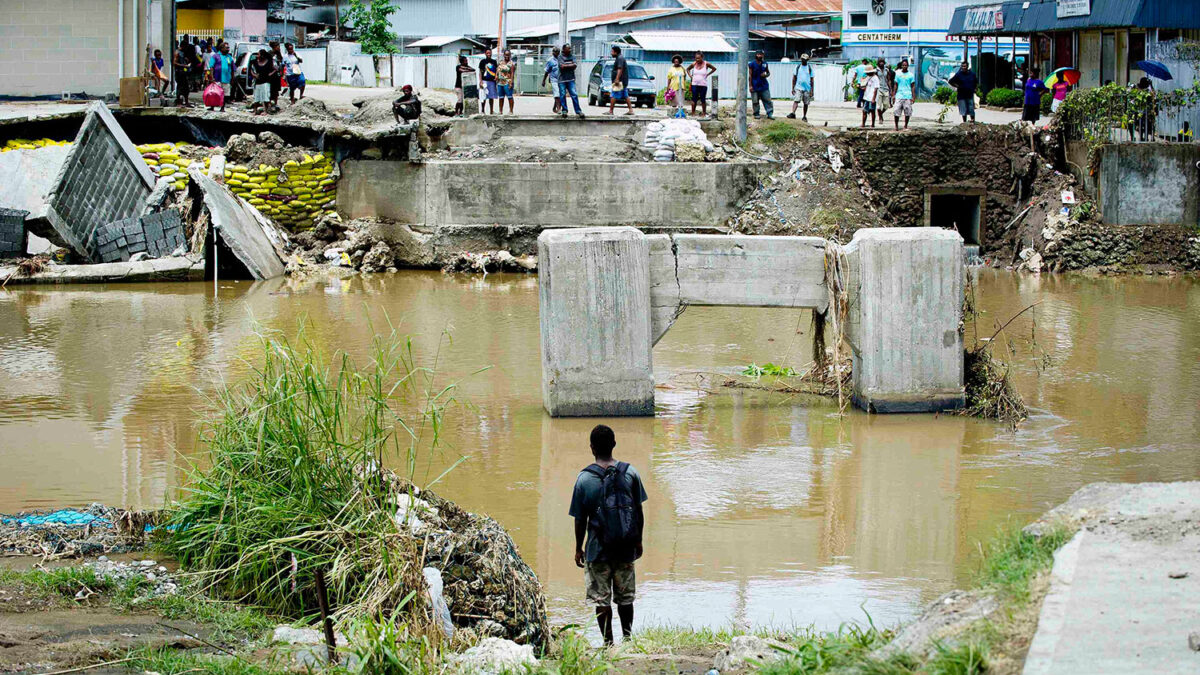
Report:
975,524,1072,602
162,324,466,624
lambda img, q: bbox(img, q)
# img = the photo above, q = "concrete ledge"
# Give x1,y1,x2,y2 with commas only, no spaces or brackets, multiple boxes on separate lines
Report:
443,115,724,146
338,160,764,229
0,255,205,285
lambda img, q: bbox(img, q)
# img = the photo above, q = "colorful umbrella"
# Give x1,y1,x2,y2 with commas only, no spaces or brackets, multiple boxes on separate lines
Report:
1135,60,1173,81
1045,67,1081,87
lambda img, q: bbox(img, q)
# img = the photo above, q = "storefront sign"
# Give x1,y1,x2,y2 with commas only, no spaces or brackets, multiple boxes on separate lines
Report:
963,4,1004,33
1057,0,1090,18
849,33,904,41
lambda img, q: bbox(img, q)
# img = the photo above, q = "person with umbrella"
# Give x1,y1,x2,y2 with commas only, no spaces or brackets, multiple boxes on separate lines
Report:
1044,67,1080,114
1131,76,1156,141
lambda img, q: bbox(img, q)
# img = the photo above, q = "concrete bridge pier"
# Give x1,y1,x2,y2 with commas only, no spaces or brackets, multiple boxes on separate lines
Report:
538,227,964,417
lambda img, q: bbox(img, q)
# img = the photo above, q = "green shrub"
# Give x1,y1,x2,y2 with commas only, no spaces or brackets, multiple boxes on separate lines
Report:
1040,90,1053,114
985,87,1022,108
933,85,956,105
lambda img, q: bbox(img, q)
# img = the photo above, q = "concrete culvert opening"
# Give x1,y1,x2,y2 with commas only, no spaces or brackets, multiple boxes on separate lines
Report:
925,189,985,249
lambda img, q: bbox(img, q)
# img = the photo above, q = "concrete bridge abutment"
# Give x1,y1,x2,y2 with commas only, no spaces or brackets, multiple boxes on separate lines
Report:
538,227,965,417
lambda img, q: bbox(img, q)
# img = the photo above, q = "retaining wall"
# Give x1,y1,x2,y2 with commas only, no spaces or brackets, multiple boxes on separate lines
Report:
338,160,762,229
1098,143,1200,227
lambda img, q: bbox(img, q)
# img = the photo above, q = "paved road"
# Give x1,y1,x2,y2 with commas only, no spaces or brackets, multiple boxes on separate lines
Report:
1023,482,1200,675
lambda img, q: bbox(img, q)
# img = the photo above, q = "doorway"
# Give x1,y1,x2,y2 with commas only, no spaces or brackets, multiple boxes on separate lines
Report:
924,188,985,247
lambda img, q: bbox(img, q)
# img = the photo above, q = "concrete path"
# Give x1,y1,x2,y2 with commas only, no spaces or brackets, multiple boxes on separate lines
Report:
1022,482,1200,675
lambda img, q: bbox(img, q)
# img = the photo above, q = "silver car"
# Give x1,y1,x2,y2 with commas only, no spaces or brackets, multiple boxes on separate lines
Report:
587,58,657,108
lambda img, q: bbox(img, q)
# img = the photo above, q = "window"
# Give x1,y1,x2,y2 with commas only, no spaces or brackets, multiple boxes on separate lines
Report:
849,12,868,27
891,11,909,28
1129,32,1146,63
1158,29,1180,42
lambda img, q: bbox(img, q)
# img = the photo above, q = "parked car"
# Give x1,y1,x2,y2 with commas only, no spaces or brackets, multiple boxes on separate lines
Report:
586,59,656,108
232,47,288,102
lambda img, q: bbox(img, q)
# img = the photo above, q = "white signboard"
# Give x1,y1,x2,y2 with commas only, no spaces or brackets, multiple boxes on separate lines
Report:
849,32,904,41
1057,0,1090,18
963,4,1004,33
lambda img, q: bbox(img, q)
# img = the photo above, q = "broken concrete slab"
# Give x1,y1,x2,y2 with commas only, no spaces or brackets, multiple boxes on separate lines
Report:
0,255,204,285
92,211,186,263
188,167,288,280
0,144,70,223
41,102,155,261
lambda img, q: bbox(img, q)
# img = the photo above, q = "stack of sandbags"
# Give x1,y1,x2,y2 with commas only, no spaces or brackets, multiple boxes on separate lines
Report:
137,142,207,193
2,138,72,152
223,153,337,231
642,122,663,152
645,118,713,162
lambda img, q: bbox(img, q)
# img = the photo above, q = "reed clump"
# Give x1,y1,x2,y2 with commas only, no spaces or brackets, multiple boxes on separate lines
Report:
162,326,548,645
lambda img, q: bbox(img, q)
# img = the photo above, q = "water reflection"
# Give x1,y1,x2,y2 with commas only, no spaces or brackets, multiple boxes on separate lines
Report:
1,270,1198,634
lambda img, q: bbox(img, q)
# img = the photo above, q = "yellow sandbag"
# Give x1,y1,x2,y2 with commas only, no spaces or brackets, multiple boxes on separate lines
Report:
144,159,159,166
271,187,293,196
226,179,243,187
232,172,251,182
318,178,335,187
248,198,266,206
245,176,265,184
229,164,249,173
158,166,176,177
173,180,186,190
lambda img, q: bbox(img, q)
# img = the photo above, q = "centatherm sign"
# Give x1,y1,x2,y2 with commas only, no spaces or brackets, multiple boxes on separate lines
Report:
1057,0,1090,18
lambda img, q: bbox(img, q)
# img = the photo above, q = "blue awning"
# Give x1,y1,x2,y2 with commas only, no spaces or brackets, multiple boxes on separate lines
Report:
948,0,1200,36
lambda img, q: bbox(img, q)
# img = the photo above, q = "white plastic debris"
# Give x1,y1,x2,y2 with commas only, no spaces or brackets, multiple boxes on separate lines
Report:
424,567,455,638
453,638,538,675
826,144,843,173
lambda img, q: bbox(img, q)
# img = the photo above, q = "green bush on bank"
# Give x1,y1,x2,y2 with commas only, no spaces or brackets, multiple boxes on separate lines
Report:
985,87,1022,108
934,85,956,105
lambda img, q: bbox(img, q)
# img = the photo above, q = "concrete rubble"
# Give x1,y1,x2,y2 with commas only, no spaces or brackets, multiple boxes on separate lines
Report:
187,167,289,280
713,635,787,671
452,637,538,675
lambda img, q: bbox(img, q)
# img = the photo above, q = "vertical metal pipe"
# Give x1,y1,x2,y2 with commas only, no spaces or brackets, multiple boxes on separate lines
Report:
118,0,125,78
736,0,749,142
559,0,568,52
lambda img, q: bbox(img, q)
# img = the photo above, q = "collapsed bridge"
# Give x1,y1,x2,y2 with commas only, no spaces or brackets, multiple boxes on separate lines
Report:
538,227,965,416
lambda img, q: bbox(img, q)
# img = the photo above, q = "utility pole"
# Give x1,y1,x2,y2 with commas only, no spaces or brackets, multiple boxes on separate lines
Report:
558,0,568,50
736,0,749,142
498,0,507,51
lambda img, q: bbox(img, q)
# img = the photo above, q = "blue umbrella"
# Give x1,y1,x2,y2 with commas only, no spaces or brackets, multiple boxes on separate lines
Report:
1136,60,1173,81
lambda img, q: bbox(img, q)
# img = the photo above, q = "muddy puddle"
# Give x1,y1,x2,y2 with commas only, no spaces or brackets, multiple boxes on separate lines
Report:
1,269,1198,635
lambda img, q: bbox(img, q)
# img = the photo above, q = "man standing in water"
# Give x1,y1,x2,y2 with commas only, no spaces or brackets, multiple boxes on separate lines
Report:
570,425,647,645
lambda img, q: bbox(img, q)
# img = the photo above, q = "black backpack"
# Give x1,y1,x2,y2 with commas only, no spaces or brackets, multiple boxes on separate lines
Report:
584,462,643,562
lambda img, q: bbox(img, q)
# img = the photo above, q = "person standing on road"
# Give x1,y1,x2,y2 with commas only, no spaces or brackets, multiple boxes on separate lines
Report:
1022,67,1048,124
1050,78,1071,114
947,61,977,123
455,54,475,117
853,58,870,108
284,43,306,103
665,55,688,116
861,65,879,127
173,39,193,107
250,49,277,116
687,51,716,117
788,53,814,121
748,50,773,119
557,44,584,118
543,47,562,114
874,58,892,120
478,48,499,115
570,425,647,647
497,49,517,114
607,45,634,116
268,41,284,111
205,42,234,112
892,59,915,130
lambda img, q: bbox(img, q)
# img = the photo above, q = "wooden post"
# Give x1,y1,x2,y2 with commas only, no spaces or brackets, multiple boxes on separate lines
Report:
314,568,337,665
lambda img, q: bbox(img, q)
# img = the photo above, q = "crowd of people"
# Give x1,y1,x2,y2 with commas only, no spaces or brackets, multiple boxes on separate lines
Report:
156,35,306,115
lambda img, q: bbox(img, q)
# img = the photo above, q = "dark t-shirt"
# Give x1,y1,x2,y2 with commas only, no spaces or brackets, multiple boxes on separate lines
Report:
569,462,648,563
479,58,498,82
612,55,629,86
252,58,276,85
948,70,977,99
749,61,770,92
558,54,578,83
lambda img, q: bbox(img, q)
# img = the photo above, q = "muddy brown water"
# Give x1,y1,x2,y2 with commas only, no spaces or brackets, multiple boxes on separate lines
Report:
1,269,1198,634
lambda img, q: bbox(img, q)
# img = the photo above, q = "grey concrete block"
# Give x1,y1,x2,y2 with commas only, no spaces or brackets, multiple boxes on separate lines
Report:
843,228,964,413
189,168,289,280
539,227,654,417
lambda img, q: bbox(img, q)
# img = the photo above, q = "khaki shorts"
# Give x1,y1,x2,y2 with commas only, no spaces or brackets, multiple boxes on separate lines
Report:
585,560,636,606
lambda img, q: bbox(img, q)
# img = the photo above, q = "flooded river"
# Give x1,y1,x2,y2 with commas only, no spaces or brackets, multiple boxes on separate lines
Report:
1,270,1198,633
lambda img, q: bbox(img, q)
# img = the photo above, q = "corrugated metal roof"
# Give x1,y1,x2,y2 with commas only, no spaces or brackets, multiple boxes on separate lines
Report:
485,9,684,39
674,0,842,13
948,0,1200,35
627,30,738,52
406,35,482,48
751,29,836,39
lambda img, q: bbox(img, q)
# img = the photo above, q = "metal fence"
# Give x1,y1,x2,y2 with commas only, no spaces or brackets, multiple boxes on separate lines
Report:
1062,90,1200,145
